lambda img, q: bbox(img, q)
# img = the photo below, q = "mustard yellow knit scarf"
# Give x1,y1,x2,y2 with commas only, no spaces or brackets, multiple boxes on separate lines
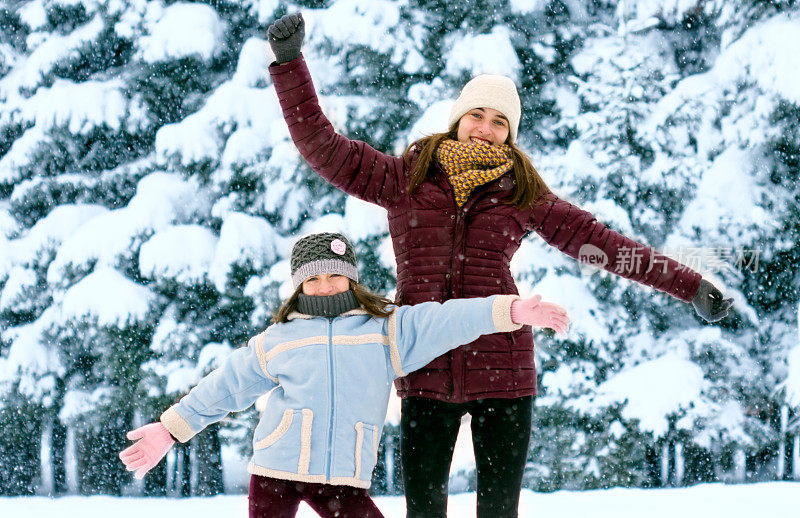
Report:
436,140,513,207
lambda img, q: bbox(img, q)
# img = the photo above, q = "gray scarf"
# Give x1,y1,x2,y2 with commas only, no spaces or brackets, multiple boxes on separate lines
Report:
296,290,360,317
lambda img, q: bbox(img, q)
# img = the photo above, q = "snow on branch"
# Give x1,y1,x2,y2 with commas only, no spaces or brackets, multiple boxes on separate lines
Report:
0,16,104,98
139,224,218,285
19,79,128,134
60,267,156,327
47,173,207,282
139,2,227,63
443,26,521,80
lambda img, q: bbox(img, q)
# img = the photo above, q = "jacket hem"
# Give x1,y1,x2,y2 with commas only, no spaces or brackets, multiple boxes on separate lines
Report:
329,476,371,489
247,462,371,489
396,387,537,404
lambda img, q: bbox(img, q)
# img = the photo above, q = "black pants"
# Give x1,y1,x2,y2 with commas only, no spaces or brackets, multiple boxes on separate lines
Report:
400,396,534,518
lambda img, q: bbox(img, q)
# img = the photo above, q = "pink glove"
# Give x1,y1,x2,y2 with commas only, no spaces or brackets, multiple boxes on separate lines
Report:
119,422,175,479
510,295,570,335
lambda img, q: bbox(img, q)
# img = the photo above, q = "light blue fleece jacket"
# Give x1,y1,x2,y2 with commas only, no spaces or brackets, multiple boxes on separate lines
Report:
160,294,521,488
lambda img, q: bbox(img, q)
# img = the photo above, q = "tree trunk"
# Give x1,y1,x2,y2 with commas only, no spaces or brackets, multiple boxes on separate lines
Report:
39,414,68,496
194,424,224,496
51,416,67,495
793,433,799,480
65,425,78,494
674,442,684,486
165,448,176,494
385,434,395,494
175,441,191,497
733,448,746,482
660,441,670,486
778,405,788,479
40,418,53,495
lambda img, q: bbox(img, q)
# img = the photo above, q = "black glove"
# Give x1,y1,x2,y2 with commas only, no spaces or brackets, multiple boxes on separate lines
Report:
267,13,305,64
692,279,733,323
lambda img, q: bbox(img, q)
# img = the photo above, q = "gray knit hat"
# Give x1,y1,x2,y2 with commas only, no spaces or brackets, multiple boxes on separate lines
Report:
447,74,521,142
291,232,359,288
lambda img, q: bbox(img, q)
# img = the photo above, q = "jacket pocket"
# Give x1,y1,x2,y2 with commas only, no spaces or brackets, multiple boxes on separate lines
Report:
354,422,380,481
254,408,314,475
254,408,294,449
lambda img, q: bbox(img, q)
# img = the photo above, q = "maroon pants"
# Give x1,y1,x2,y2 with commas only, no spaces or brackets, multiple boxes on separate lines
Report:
248,475,384,518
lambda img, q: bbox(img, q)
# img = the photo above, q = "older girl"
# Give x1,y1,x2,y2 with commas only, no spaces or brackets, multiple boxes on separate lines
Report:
119,232,568,518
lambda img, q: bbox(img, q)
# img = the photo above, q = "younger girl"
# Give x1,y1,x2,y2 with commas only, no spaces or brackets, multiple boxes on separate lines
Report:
119,232,569,518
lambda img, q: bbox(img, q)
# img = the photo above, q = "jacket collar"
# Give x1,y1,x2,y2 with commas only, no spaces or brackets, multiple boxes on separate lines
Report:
429,167,516,215
285,308,370,321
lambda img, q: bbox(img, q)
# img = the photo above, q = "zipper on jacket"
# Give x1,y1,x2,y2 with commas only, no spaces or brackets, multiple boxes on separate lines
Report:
448,179,487,402
444,181,460,299
450,205,468,401
324,317,336,479
452,208,469,298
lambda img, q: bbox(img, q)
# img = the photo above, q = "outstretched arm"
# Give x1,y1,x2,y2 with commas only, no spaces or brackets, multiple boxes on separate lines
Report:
267,13,405,207
158,336,277,444
118,335,276,478
386,294,570,377
529,192,732,322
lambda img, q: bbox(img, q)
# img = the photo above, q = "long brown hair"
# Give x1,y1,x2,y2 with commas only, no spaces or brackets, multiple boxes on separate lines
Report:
403,122,550,209
272,280,394,323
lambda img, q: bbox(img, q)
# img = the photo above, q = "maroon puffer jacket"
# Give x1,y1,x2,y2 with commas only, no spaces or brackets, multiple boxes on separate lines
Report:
269,56,701,403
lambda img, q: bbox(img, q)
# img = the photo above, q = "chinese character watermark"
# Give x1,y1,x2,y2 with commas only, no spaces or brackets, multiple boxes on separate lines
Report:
577,245,762,277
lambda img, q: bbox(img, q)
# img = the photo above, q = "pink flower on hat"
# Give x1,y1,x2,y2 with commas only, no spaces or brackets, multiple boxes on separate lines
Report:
331,239,347,255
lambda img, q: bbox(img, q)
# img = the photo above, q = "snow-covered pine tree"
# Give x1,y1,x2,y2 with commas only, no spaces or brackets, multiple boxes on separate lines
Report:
0,0,283,495
1,0,151,495
648,0,800,482
130,0,267,495
714,9,800,482
43,268,160,494
768,100,800,478
524,0,800,488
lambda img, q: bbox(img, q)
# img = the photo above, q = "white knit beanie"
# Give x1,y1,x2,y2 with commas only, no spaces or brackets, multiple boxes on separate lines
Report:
447,74,521,143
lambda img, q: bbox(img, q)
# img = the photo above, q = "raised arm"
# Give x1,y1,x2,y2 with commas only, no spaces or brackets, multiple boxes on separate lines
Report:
529,192,732,321
267,13,405,207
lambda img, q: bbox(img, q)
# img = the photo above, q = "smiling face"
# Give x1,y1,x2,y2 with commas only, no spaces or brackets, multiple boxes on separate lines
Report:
301,273,351,296
456,107,510,147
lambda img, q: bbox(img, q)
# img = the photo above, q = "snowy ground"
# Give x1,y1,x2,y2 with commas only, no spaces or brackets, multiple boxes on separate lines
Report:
1,482,797,518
